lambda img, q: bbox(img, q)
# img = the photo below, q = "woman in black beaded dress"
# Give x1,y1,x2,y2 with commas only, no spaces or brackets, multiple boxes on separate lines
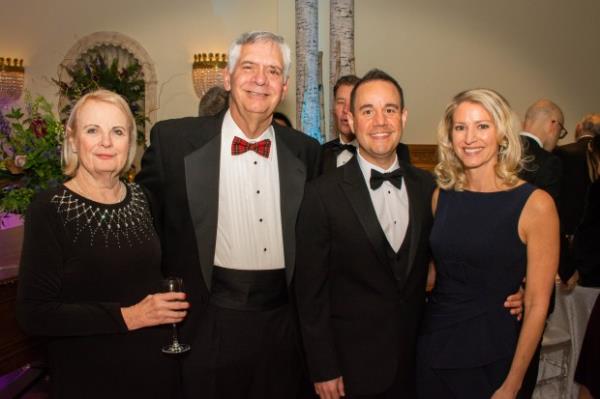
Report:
17,90,189,398
416,89,559,399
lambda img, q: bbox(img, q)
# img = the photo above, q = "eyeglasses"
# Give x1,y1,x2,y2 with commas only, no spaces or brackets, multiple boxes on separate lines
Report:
553,120,568,139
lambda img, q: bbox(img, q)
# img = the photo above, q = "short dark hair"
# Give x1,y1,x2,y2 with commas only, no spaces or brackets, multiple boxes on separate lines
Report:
273,111,293,128
350,69,405,113
333,74,360,97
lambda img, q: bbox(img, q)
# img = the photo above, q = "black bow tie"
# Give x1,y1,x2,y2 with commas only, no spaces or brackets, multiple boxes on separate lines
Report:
331,142,357,154
370,168,404,190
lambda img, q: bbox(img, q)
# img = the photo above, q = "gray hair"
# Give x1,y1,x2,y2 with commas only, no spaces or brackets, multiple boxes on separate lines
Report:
227,31,291,79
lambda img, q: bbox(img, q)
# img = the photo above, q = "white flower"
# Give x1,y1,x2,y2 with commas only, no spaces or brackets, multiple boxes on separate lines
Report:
14,154,27,168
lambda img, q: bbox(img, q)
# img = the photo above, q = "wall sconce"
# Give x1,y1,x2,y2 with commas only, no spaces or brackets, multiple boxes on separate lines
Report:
192,53,227,99
0,57,25,107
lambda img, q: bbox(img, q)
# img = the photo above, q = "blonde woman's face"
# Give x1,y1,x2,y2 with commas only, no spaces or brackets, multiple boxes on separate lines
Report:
70,100,130,179
450,102,499,172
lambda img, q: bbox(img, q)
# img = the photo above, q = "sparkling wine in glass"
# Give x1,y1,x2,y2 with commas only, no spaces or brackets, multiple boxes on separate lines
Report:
161,277,191,354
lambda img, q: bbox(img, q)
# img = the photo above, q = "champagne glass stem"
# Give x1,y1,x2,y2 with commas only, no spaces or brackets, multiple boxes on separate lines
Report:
171,323,180,346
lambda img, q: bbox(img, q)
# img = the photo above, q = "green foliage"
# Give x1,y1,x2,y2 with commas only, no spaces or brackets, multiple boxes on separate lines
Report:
53,51,147,144
0,94,65,219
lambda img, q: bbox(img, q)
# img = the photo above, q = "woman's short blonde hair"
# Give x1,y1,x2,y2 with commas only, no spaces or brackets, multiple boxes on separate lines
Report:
62,89,137,177
435,88,523,190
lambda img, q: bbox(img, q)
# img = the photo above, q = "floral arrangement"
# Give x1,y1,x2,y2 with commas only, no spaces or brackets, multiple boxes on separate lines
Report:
0,94,64,219
54,51,147,144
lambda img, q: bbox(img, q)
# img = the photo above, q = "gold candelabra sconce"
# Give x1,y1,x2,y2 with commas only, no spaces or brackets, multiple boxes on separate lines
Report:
0,57,25,107
192,52,227,99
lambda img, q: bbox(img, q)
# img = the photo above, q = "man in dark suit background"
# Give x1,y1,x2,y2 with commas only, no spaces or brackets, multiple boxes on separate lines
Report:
518,99,564,398
137,31,320,399
555,113,600,285
296,69,434,399
321,74,410,174
519,99,564,203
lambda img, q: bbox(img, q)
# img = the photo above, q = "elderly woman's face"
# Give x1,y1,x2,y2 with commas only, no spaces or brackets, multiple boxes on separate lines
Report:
70,100,130,179
450,101,499,171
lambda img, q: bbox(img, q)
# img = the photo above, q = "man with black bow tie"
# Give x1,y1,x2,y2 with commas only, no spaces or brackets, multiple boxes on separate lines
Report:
137,31,320,399
320,75,410,175
295,69,434,399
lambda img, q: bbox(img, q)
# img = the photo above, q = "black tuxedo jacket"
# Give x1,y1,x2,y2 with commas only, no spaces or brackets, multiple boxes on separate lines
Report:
320,138,411,174
295,157,435,396
519,135,562,204
554,137,593,234
136,113,321,334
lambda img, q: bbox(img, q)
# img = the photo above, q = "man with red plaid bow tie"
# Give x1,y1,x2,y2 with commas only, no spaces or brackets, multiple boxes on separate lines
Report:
137,31,320,399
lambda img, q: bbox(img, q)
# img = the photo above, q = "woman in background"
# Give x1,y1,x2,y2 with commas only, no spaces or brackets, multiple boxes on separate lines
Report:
17,90,188,398
573,132,600,399
417,88,558,399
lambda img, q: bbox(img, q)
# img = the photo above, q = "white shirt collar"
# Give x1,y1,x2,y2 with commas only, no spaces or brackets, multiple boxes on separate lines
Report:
356,149,399,187
339,135,358,147
222,109,274,143
520,131,543,148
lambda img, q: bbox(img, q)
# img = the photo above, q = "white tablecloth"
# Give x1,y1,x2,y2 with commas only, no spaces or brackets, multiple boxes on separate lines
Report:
534,284,600,398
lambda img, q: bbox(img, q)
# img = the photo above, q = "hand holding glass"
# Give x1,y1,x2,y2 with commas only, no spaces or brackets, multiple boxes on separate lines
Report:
161,277,191,354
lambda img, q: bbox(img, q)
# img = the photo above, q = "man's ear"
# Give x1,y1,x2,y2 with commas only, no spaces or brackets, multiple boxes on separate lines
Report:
223,68,231,91
348,113,355,133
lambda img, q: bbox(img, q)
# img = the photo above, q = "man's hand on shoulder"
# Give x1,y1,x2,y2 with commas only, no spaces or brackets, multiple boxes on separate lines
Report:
314,376,345,399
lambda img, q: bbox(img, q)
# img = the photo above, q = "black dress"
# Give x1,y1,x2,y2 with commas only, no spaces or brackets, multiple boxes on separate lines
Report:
417,184,536,399
572,179,600,287
17,183,180,399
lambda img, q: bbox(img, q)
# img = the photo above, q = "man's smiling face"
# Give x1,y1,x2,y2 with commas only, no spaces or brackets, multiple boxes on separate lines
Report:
224,39,288,123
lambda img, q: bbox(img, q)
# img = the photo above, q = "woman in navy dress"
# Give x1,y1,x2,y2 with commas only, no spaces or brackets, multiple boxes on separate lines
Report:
417,89,559,399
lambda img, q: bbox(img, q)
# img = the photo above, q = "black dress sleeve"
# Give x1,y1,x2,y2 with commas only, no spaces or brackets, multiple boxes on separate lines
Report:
16,194,128,337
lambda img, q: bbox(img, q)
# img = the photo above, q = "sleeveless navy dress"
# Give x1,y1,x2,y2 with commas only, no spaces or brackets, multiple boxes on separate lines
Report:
416,183,536,399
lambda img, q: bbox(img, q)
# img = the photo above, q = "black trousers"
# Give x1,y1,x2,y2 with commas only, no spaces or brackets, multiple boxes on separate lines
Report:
181,267,304,399
181,303,303,399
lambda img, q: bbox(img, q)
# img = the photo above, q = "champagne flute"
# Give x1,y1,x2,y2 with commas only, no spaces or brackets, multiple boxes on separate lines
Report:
161,277,191,354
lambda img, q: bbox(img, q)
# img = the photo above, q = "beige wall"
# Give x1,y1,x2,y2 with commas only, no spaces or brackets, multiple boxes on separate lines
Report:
2,0,599,144
355,0,600,143
1,0,280,122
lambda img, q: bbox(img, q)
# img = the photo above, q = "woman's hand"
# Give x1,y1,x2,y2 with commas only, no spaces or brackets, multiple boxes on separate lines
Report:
491,384,518,399
121,292,189,331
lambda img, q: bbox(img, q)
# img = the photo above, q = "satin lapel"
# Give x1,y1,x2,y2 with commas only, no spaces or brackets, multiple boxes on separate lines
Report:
341,158,390,266
276,130,307,284
402,165,425,283
184,133,221,291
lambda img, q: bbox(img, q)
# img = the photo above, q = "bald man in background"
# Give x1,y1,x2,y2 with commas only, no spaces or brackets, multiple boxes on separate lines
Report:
518,99,564,398
519,99,564,204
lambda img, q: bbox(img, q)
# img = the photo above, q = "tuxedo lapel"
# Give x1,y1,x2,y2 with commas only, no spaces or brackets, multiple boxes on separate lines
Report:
341,158,390,267
184,131,221,291
276,129,307,284
402,164,426,284
321,138,340,174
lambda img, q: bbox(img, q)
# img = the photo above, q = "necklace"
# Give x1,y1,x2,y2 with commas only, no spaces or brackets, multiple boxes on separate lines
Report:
68,178,126,204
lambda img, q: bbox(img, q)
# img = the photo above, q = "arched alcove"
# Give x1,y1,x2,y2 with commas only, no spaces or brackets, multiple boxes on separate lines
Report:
59,31,157,145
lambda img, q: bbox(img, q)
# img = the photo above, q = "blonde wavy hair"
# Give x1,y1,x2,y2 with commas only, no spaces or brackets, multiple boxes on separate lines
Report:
62,89,137,177
435,88,523,190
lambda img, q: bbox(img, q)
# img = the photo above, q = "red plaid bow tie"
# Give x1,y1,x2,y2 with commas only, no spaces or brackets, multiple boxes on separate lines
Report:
231,136,272,158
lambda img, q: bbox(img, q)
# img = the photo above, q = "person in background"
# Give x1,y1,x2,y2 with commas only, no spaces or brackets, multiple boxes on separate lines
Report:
320,74,410,174
572,129,600,399
417,89,558,399
519,99,564,203
137,31,321,399
555,114,600,287
198,86,229,117
17,89,188,399
273,111,293,127
518,99,564,397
